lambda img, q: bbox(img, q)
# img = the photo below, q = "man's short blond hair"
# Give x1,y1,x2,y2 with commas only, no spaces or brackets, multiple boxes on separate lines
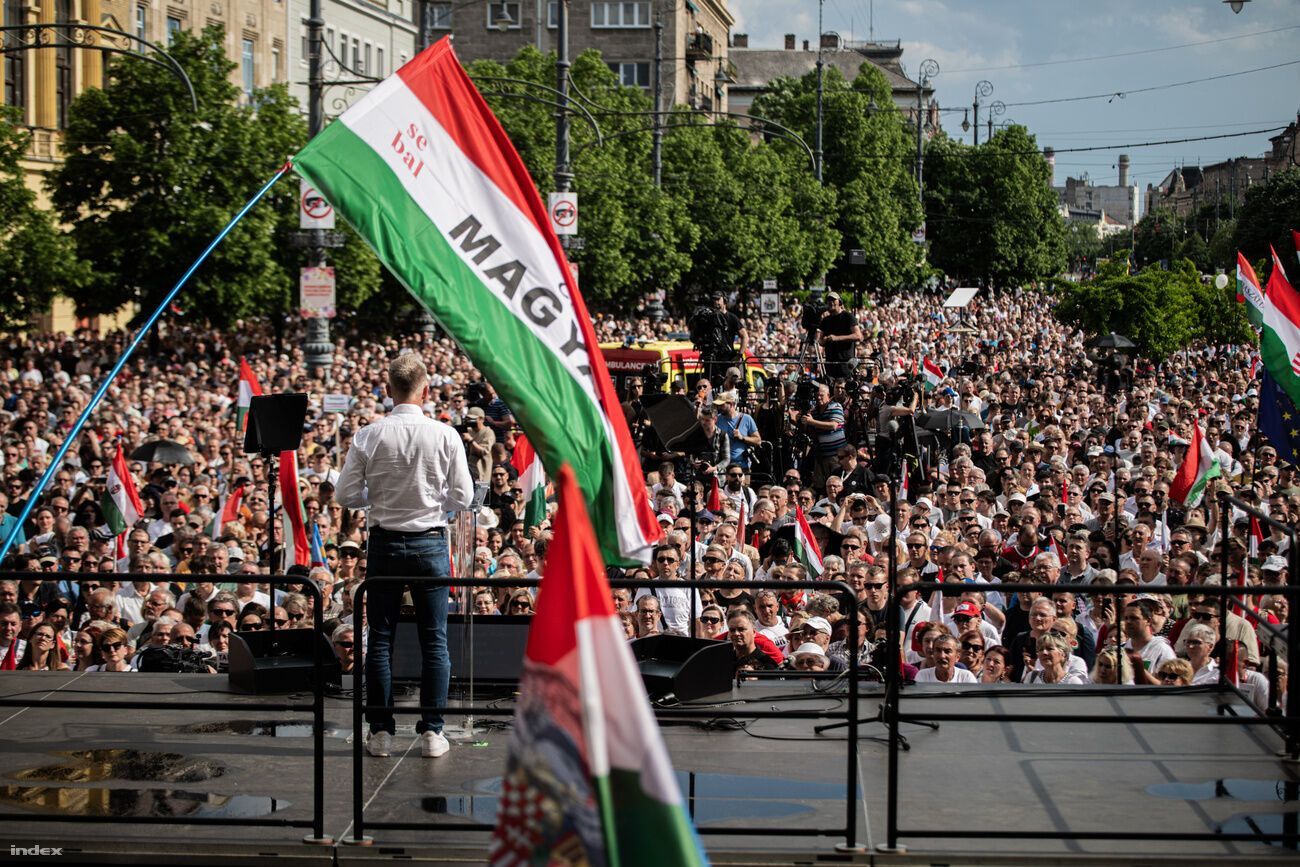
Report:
388,353,428,401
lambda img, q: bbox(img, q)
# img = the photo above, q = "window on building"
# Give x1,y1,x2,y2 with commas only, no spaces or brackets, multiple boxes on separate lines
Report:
591,1,649,28
299,17,309,61
376,46,385,77
326,26,335,53
241,37,255,98
430,2,451,28
56,0,74,126
547,1,558,27
607,61,650,88
166,16,182,42
4,0,24,110
351,37,360,74
363,42,371,76
135,4,148,40
399,52,409,67
270,45,281,82
486,2,521,29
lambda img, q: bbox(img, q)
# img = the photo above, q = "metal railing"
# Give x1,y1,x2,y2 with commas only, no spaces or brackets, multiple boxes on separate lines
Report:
346,574,864,850
0,571,331,844
878,488,1300,851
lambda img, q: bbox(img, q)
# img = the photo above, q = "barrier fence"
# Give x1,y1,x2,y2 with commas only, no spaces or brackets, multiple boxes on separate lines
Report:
346,574,864,850
0,572,332,844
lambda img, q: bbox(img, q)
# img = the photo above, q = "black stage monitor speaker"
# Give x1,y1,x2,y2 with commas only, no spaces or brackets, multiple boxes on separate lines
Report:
227,628,341,694
393,614,531,682
642,394,701,451
629,634,735,702
243,393,309,455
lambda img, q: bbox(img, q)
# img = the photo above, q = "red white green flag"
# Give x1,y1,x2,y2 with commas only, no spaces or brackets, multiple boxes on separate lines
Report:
237,356,262,433
921,357,943,392
101,443,143,560
1169,421,1221,508
1237,252,1266,330
509,433,548,531
792,504,824,577
489,465,707,867
277,451,311,569
1258,246,1300,408
290,38,659,565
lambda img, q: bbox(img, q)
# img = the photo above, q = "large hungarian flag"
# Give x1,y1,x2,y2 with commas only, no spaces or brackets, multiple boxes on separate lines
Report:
1169,421,1222,508
1237,252,1266,329
921,357,943,392
792,504,824,577
101,443,143,558
237,357,262,433
1258,246,1300,408
509,433,547,531
291,38,659,565
489,465,706,867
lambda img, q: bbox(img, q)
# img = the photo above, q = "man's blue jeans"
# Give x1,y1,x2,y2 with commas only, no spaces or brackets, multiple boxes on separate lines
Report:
364,530,450,735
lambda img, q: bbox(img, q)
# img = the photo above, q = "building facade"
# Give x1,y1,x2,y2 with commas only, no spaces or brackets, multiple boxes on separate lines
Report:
431,0,733,114
1053,153,1141,229
285,0,417,120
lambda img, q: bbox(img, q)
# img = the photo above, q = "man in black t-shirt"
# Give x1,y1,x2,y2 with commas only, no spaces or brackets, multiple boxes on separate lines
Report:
689,292,747,386
818,292,862,380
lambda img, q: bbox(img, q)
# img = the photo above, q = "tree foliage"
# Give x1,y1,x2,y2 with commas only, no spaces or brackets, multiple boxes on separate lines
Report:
1054,257,1251,358
48,27,381,325
0,107,90,329
924,125,1065,287
1234,167,1300,264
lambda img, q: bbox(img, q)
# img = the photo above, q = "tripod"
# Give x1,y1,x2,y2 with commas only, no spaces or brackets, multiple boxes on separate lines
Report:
813,701,938,750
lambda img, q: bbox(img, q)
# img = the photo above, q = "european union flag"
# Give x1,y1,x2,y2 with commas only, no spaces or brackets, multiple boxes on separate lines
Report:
1258,370,1300,465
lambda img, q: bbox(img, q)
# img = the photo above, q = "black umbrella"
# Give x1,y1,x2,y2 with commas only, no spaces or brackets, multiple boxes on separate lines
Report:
1088,332,1136,351
129,439,195,465
918,408,986,432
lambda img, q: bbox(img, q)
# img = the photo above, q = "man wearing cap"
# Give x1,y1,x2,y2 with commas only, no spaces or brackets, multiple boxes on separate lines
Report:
689,292,747,386
714,390,760,471
337,353,474,760
817,292,862,380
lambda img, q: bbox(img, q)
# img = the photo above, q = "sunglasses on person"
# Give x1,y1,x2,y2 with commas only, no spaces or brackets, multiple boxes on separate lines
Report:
863,581,886,590
273,618,289,626
702,556,723,564
241,621,265,630
334,640,354,648
841,543,862,551
173,635,199,645
961,641,984,651
700,616,722,625
102,642,125,652
211,608,236,617
655,556,679,564
1193,612,1218,622
907,543,926,550
1158,671,1183,683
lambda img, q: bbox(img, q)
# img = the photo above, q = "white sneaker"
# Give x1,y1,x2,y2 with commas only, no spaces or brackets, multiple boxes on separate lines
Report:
366,730,392,758
420,730,450,758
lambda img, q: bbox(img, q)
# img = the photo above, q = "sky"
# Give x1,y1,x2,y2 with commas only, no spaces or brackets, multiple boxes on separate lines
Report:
730,0,1300,194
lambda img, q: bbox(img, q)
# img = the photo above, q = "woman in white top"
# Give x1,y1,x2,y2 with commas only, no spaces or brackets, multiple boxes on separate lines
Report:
1184,623,1220,685
1026,633,1089,685
86,627,135,672
913,635,977,684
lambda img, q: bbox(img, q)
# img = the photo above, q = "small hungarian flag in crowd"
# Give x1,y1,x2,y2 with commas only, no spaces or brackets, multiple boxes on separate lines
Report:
211,483,245,539
489,465,707,867
1169,421,1222,508
1259,246,1300,408
921,357,943,392
792,504,824,577
509,433,548,531
1237,252,1266,329
705,474,722,513
277,451,311,569
237,356,262,433
101,443,143,560
734,501,747,554
291,37,660,566
1248,515,1264,560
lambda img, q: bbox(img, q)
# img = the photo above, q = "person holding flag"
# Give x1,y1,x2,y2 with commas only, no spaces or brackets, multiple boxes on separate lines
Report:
101,442,144,562
236,356,262,433
336,353,475,759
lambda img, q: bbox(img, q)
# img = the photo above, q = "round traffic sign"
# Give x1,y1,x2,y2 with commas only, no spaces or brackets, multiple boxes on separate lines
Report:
551,198,577,228
301,187,333,220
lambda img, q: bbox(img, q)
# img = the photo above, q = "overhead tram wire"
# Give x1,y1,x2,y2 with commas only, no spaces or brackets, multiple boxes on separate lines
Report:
943,24,1300,73
1004,59,1300,108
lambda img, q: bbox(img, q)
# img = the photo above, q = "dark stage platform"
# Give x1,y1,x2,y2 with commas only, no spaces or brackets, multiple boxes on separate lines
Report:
0,672,1297,865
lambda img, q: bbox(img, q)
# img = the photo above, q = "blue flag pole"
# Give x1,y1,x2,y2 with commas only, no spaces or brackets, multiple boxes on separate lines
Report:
0,166,290,563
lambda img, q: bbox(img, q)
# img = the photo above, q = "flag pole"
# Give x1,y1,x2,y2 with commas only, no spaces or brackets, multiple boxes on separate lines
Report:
0,166,290,563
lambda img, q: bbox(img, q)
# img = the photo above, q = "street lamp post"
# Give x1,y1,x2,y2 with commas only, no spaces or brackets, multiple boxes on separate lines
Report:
303,0,334,381
814,0,824,182
915,58,938,206
554,0,572,194
972,79,992,146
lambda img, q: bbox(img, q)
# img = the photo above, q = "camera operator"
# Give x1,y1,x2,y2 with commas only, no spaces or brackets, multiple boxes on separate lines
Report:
817,292,863,381
689,292,748,386
460,406,495,482
694,405,731,482
620,376,650,447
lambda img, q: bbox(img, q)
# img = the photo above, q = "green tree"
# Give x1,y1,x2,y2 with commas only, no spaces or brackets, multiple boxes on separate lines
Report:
752,63,923,290
0,107,90,329
924,125,1065,287
1131,207,1183,269
1054,258,1208,358
48,27,317,324
1063,221,1103,273
1208,220,1237,270
1234,167,1300,264
1177,231,1212,273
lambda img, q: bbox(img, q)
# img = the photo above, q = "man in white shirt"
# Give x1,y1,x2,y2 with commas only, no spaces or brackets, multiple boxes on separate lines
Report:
337,353,474,760
913,635,977,684
1122,600,1176,685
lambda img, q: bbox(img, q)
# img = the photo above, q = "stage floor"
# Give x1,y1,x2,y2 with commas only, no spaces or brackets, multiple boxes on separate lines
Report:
0,672,1297,865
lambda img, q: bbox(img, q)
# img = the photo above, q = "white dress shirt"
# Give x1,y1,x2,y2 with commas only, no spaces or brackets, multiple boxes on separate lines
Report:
335,403,475,531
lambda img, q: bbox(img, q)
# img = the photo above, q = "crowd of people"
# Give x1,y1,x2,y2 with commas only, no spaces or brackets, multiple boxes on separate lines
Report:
0,287,1288,712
